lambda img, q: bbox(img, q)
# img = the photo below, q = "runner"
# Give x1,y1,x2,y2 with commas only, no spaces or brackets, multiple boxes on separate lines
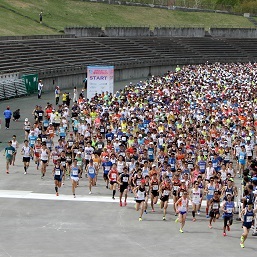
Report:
70,159,82,198
150,172,160,212
240,203,257,248
175,191,189,233
52,159,64,196
118,166,130,206
21,139,34,175
40,142,50,179
222,193,235,236
191,181,202,222
11,135,19,166
33,138,42,170
102,156,112,189
205,177,216,218
134,179,146,221
86,159,97,194
108,163,118,200
3,141,15,174
24,118,31,140
208,190,221,229
160,176,172,220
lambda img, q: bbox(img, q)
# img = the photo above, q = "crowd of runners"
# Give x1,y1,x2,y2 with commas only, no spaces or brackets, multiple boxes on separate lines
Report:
3,62,257,248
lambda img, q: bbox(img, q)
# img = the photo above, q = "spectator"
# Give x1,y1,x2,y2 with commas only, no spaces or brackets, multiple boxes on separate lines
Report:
13,109,20,121
39,12,43,23
38,80,43,99
55,86,60,105
3,106,12,129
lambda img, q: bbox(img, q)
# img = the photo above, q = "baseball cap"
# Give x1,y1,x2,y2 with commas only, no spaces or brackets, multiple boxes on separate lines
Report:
25,118,28,122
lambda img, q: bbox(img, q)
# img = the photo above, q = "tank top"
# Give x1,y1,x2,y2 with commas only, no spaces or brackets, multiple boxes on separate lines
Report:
207,184,215,196
40,149,48,160
137,186,145,200
211,198,220,211
243,209,254,227
60,157,66,167
71,166,79,177
121,174,129,184
224,201,234,217
192,188,201,203
54,165,62,176
151,179,159,191
179,198,188,212
88,165,96,175
11,140,18,150
117,161,124,174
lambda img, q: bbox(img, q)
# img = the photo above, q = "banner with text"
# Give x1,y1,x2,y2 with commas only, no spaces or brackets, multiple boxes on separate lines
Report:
87,66,114,100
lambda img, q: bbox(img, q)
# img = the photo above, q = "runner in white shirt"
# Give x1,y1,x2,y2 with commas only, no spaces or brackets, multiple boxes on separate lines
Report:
21,140,33,175
11,135,19,166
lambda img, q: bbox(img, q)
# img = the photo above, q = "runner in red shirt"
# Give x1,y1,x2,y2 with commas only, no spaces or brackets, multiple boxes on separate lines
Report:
108,163,119,200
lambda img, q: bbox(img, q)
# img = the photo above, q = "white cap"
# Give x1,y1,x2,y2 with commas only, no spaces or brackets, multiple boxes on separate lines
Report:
77,151,81,154
25,118,28,122
152,164,156,167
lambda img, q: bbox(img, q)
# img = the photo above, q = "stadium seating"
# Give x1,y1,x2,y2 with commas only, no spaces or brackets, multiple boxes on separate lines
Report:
1,36,256,77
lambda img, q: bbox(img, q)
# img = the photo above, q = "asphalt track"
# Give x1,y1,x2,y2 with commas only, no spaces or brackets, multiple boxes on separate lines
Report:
0,82,256,257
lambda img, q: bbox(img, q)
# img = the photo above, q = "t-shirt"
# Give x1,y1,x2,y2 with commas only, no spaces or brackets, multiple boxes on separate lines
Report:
5,146,15,159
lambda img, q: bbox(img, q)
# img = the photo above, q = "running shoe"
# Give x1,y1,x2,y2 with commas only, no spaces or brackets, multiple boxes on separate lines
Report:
144,210,147,214
197,211,200,215
208,225,213,229
227,225,230,231
179,228,183,233
124,202,127,206
193,218,196,222
112,197,115,200
106,185,108,189
120,201,122,207
223,232,226,237
24,172,27,175
56,192,59,196
139,217,142,221
240,243,244,248
175,218,179,223
89,191,92,195
152,209,155,212
241,236,244,242
163,216,166,221
73,194,76,198
6,170,9,174
206,215,209,218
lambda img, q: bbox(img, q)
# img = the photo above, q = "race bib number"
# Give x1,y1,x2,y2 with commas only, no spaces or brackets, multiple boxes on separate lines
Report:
153,185,158,190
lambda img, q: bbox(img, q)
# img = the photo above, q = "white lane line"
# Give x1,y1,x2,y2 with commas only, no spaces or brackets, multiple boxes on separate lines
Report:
0,190,240,208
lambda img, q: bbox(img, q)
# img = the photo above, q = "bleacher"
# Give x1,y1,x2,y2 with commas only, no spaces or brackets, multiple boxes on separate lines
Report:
1,37,256,75
0,36,257,85
0,78,27,100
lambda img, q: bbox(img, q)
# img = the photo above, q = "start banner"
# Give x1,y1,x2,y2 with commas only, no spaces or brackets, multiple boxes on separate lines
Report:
87,66,114,100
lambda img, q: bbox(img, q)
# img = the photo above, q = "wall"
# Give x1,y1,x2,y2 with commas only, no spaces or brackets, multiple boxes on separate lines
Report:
64,27,103,37
64,26,206,37
209,28,257,38
0,73,19,82
153,27,205,37
0,35,74,41
103,27,150,37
